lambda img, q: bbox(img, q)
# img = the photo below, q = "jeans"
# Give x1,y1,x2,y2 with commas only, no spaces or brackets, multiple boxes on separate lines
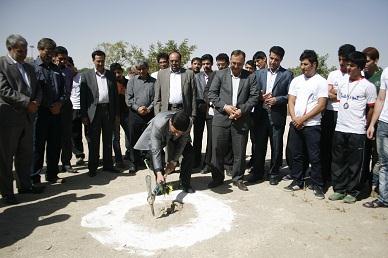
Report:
377,121,388,205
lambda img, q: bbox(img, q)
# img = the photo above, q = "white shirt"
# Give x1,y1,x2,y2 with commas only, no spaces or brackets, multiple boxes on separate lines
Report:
336,78,377,134
70,72,81,109
169,70,183,104
231,71,241,106
8,54,30,92
378,67,388,124
95,69,109,104
266,68,278,94
288,73,328,126
151,70,159,80
326,69,349,111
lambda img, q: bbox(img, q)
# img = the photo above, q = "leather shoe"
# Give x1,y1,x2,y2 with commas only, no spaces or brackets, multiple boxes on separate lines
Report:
233,180,248,191
88,170,97,177
182,185,195,193
19,185,45,194
208,180,223,188
2,194,19,205
245,173,262,183
269,176,279,185
46,176,66,184
62,165,78,173
103,167,120,173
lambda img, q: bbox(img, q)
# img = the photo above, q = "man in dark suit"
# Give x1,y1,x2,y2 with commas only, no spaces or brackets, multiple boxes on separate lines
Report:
154,51,197,118
80,50,119,177
248,46,293,185
208,50,259,191
134,111,195,193
193,54,215,171
0,34,44,204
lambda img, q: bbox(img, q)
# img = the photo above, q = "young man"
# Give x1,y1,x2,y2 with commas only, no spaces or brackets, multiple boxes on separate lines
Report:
321,44,355,185
329,51,377,204
252,51,267,70
285,50,327,199
190,57,202,74
244,60,255,74
363,67,388,208
151,52,169,79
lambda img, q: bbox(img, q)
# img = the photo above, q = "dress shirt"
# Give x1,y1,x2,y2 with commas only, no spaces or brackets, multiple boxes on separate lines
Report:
95,69,109,103
266,68,278,94
70,72,81,109
169,69,183,104
127,74,155,112
231,71,241,106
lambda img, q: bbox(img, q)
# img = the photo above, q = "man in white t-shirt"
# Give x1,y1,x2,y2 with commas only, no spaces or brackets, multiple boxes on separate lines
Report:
363,67,388,208
284,50,327,199
321,44,355,185
329,51,377,204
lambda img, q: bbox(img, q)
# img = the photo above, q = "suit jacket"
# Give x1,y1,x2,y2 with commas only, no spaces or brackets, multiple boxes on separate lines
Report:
134,111,192,171
154,68,197,117
80,69,118,123
254,67,293,126
195,71,215,116
0,55,41,126
208,68,259,130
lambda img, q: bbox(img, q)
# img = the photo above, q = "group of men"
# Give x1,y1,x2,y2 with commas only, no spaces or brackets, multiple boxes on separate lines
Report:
1,34,387,209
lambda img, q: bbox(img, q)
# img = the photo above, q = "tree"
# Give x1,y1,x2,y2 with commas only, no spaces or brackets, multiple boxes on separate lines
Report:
95,39,196,73
288,53,336,78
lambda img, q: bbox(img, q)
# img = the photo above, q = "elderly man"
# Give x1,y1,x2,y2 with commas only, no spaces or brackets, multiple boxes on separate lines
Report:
134,111,195,193
0,34,44,204
208,50,259,191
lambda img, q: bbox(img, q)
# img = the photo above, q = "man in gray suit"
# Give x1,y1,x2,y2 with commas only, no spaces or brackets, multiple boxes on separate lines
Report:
154,51,197,118
134,111,195,193
80,50,119,177
208,50,259,191
0,34,44,205
248,46,293,185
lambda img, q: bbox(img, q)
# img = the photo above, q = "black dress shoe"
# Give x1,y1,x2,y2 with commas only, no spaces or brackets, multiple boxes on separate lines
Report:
233,180,248,191
103,167,120,173
182,185,195,193
245,173,262,183
2,194,19,205
208,180,223,188
88,170,97,177
19,185,45,194
269,176,279,185
46,176,66,184
62,165,78,173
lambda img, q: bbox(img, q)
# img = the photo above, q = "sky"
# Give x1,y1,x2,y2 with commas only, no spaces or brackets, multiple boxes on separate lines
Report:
1,0,388,70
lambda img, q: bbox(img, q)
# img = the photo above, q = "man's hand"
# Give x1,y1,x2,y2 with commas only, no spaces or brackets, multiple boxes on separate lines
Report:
292,116,305,129
229,108,242,120
367,125,375,140
264,97,277,107
137,106,148,116
49,102,62,115
82,117,89,126
156,171,165,184
224,105,237,118
27,101,39,113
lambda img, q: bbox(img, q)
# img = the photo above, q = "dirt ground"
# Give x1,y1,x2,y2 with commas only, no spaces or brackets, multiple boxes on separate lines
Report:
1,119,387,258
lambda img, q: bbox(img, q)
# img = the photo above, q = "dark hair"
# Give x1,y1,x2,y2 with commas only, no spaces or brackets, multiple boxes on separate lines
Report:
252,51,266,60
171,111,190,132
269,46,285,59
246,60,254,66
110,62,123,72
157,52,169,62
37,38,56,50
68,56,74,66
338,44,356,60
230,49,246,59
216,53,229,63
300,50,318,67
169,50,181,60
191,57,202,64
54,46,68,56
92,50,105,60
348,51,367,70
362,47,379,61
201,54,213,64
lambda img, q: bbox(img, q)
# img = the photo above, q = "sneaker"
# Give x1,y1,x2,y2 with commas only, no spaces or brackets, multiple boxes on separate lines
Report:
283,180,302,192
312,185,325,200
343,194,357,204
328,192,346,201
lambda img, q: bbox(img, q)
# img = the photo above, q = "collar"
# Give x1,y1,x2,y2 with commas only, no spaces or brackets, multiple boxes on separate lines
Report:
95,68,106,77
170,67,181,74
268,67,280,75
7,54,21,64
230,69,241,79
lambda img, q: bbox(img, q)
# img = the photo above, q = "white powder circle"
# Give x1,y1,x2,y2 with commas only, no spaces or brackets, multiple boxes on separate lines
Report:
81,191,234,255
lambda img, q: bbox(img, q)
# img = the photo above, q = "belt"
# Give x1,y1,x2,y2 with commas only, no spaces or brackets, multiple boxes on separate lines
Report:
168,103,183,110
97,103,109,108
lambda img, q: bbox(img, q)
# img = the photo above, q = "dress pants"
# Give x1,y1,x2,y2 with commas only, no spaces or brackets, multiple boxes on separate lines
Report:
127,110,153,163
193,105,209,168
72,109,87,159
32,107,62,181
175,142,194,187
112,111,130,163
211,124,248,182
252,115,285,179
288,124,323,187
88,104,114,172
0,117,33,196
60,100,73,166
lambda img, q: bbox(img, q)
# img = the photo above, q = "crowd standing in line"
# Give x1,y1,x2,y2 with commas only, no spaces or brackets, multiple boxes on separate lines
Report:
0,34,387,209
